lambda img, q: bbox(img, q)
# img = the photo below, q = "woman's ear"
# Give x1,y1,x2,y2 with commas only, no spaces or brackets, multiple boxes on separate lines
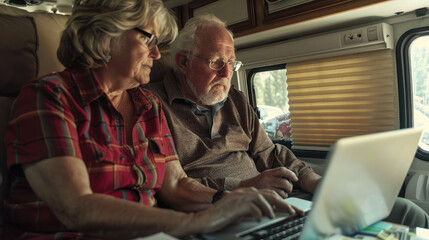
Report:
175,51,188,75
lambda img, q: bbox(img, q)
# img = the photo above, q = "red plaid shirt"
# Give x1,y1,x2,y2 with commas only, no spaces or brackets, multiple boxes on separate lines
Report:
4,68,178,239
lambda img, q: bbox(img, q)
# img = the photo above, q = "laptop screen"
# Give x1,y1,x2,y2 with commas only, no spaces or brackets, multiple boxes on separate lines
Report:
300,128,422,238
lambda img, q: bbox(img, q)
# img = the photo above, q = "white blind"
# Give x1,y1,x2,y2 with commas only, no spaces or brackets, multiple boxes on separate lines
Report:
287,49,399,150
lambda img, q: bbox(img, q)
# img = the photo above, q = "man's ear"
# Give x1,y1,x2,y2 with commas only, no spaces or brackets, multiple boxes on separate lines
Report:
176,51,188,75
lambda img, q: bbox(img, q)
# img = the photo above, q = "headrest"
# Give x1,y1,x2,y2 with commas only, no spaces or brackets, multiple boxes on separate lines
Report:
0,13,38,96
0,5,68,97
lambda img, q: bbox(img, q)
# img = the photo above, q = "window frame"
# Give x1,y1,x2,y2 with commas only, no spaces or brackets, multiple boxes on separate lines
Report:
247,64,327,159
396,26,429,162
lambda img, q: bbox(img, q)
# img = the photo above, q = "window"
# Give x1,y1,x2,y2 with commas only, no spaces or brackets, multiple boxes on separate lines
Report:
249,49,398,151
252,66,290,141
397,27,429,161
409,36,429,153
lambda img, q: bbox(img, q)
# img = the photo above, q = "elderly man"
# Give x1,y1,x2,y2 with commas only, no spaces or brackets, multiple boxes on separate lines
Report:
148,14,320,197
145,14,429,227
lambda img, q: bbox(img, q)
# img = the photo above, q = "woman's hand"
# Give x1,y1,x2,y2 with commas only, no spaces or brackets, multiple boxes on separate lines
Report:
192,187,304,234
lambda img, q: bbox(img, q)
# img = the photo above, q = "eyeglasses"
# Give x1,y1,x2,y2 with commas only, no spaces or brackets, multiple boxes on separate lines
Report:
133,28,158,50
191,54,243,72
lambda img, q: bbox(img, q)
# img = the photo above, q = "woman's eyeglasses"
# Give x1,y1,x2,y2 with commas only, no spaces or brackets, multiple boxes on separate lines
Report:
133,28,158,50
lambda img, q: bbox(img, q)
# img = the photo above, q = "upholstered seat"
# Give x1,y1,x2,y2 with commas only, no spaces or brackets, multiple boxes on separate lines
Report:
0,5,68,231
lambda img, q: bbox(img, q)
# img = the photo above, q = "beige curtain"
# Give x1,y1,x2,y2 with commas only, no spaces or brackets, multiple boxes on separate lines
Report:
286,49,399,150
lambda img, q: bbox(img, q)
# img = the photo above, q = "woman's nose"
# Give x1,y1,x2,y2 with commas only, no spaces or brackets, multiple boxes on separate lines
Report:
150,45,161,60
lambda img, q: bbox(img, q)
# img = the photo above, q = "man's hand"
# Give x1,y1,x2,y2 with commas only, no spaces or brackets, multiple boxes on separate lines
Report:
239,167,298,198
193,187,304,234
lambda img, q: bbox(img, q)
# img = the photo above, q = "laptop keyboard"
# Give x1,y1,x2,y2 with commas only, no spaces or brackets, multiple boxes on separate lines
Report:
238,214,307,240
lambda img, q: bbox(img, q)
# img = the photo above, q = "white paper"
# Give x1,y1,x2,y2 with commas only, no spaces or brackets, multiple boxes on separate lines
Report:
132,232,179,240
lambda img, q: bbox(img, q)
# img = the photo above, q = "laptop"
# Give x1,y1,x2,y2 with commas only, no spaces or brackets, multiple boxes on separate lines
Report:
205,128,423,240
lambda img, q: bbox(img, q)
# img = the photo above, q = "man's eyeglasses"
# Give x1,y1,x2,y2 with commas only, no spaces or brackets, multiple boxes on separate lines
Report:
191,54,243,72
133,28,158,50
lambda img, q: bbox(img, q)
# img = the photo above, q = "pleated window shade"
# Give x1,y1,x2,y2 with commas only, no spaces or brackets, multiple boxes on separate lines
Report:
286,49,399,150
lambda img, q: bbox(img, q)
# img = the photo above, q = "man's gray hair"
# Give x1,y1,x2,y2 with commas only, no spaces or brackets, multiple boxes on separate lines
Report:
170,14,233,72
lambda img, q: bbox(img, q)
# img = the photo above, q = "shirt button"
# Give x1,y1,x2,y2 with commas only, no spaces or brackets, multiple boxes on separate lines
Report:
119,155,124,161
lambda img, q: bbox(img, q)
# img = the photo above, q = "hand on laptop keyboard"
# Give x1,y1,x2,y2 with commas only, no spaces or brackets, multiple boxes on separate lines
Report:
193,188,304,234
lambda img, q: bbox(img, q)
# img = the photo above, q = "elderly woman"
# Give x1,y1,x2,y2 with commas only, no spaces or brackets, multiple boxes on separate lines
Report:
3,0,299,239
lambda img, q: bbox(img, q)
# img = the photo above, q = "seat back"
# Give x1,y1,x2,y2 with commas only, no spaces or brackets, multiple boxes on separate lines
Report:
0,97,13,230
0,5,68,230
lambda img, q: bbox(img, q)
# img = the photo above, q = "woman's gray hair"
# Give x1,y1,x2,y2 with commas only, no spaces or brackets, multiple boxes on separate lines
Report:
170,14,233,72
57,0,178,69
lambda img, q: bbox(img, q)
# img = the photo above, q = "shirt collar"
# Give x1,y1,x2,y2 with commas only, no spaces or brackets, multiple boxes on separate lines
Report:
70,68,106,104
184,97,226,114
162,70,187,105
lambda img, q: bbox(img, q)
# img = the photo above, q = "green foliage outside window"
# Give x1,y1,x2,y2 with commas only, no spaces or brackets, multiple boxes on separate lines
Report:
253,69,289,113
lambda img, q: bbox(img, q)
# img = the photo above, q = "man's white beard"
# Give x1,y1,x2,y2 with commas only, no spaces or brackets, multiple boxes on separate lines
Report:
188,78,230,106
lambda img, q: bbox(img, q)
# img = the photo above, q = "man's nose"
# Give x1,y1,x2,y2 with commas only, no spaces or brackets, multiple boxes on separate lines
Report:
217,64,233,79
